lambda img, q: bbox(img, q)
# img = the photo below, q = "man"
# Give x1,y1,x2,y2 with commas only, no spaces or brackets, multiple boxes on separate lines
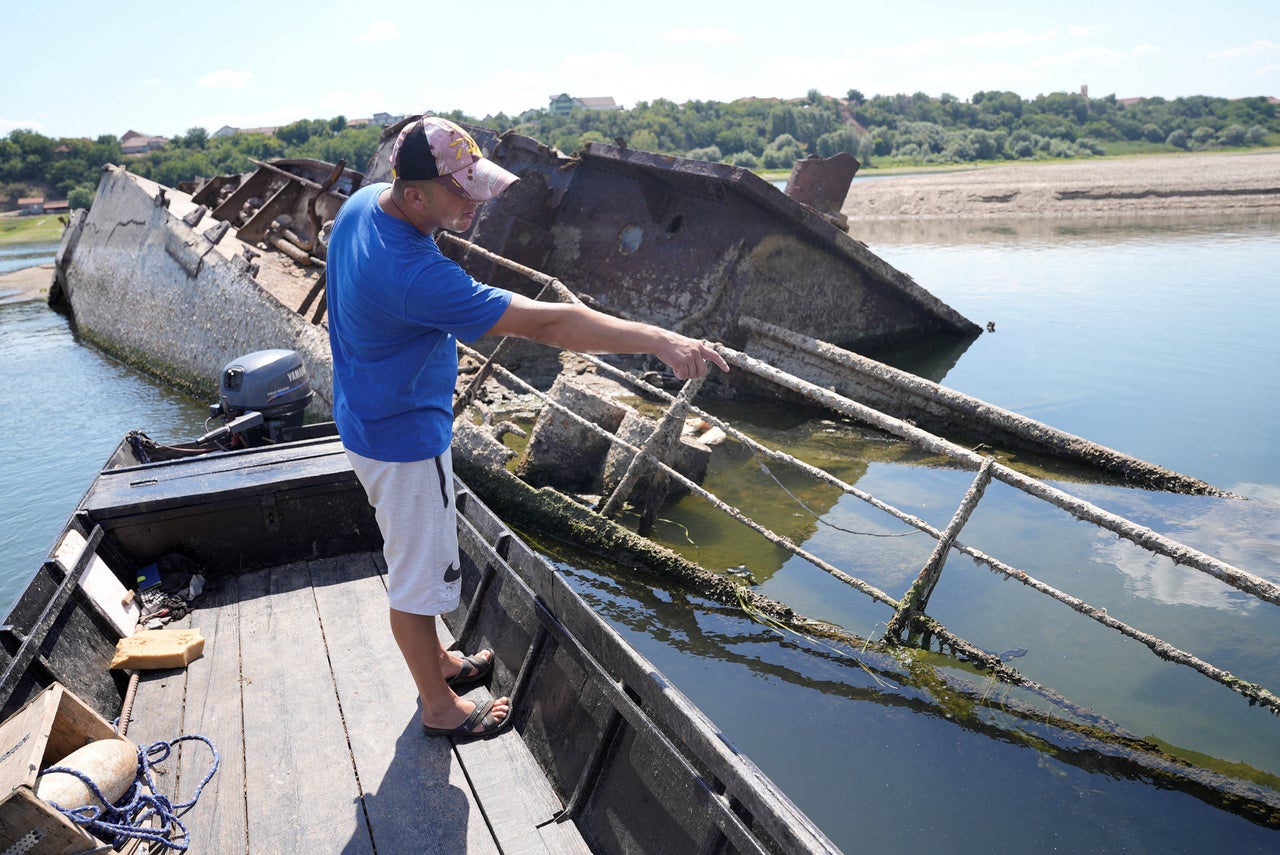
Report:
327,116,728,738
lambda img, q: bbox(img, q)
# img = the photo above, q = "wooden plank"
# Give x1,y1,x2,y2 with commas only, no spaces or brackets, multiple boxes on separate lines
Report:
175,576,247,851
238,562,372,853
310,552,499,855
83,439,353,517
124,627,190,845
453,695,593,855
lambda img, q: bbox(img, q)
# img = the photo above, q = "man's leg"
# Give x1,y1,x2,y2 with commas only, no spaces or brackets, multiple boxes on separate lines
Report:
390,608,510,732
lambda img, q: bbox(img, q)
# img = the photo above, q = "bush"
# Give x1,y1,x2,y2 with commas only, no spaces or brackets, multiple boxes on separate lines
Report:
685,145,724,163
68,185,94,211
1048,139,1078,157
1076,137,1106,155
762,134,803,169
1219,124,1247,146
1166,128,1189,149
1192,126,1216,146
1010,139,1036,158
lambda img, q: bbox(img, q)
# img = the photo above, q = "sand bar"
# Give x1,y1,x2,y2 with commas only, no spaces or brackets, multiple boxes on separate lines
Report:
841,149,1280,221
0,263,54,304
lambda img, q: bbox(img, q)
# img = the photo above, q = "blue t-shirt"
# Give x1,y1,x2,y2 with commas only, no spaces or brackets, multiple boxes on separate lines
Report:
326,183,512,461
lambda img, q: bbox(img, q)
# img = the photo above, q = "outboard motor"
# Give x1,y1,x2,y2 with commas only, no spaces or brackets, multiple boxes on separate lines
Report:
202,349,314,447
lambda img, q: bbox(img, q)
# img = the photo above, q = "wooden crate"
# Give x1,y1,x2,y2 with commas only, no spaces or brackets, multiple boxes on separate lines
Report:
0,683,140,854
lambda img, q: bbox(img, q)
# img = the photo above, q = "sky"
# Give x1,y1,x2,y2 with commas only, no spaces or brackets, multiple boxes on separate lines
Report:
4,0,1279,140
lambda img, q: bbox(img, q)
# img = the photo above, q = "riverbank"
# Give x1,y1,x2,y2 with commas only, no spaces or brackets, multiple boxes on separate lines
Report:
0,263,53,304
842,149,1280,220
0,212,65,244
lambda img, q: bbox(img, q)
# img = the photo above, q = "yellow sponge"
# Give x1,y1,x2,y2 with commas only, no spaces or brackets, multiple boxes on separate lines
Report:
109,628,206,670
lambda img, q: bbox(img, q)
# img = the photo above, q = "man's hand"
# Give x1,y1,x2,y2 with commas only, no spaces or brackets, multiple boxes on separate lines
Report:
657,335,730,380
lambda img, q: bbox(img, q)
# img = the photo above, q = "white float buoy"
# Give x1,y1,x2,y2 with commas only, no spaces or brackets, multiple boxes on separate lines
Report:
35,737,138,811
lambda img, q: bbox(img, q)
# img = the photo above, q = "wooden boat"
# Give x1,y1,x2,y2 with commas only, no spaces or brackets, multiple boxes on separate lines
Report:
0,426,839,853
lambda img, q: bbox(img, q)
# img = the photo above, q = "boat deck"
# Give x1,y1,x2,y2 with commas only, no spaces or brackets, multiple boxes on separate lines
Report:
126,550,589,854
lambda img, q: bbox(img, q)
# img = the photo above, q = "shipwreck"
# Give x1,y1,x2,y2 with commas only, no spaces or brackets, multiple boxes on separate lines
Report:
45,118,1280,748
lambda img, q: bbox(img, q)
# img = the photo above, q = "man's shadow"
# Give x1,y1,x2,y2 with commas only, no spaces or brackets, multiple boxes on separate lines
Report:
341,709,473,854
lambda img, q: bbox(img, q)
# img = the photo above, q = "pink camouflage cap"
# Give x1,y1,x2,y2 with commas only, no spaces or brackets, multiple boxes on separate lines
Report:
389,116,518,201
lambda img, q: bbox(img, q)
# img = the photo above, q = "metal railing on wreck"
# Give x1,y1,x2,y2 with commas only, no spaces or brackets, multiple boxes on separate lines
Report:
439,232,1280,719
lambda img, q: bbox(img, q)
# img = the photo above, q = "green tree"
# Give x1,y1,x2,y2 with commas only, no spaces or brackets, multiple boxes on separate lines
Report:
178,127,209,149
68,185,94,210
1219,124,1247,146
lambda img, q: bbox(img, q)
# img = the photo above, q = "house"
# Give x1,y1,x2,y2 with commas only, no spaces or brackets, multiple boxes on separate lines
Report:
548,94,622,115
209,125,279,139
120,130,168,155
371,112,407,127
18,197,44,215
43,200,70,215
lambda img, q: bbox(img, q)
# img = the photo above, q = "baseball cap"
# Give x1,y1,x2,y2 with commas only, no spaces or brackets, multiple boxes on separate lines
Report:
390,116,518,201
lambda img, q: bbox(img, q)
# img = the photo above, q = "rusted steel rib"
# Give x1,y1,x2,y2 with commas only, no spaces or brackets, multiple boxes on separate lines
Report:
886,459,993,640
740,315,1229,497
722,347,1280,610
600,374,706,527
947,540,1280,712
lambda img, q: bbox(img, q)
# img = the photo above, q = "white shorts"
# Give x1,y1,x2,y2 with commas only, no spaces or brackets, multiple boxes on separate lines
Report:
345,448,461,616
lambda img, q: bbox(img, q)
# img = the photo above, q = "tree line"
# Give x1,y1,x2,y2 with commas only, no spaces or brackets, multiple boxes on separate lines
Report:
4,89,1277,211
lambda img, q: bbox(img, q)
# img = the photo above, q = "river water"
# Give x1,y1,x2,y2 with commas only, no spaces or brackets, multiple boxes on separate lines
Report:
2,213,1279,852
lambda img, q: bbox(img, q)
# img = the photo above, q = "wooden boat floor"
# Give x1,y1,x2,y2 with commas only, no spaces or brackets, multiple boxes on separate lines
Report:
126,550,590,854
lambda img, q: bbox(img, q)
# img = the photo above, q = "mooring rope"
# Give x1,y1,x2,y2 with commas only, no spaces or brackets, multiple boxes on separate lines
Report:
41,735,220,852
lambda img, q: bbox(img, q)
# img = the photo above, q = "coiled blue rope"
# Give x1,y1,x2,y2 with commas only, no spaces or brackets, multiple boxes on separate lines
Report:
40,735,219,851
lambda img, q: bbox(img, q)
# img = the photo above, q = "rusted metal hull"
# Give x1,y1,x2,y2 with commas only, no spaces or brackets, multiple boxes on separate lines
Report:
367,122,979,353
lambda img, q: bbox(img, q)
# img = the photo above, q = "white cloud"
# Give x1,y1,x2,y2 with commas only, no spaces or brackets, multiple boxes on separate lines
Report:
144,78,165,87
0,117,45,135
868,38,945,61
358,20,398,42
1208,39,1280,61
1032,44,1160,68
1068,24,1108,39
960,29,1058,49
662,26,741,46
314,88,389,119
196,70,254,89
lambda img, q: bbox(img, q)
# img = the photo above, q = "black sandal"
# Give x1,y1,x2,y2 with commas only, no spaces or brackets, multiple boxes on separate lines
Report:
445,649,493,688
422,698,508,739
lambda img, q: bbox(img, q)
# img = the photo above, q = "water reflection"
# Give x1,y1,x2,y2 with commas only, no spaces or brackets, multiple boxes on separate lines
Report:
548,545,1280,847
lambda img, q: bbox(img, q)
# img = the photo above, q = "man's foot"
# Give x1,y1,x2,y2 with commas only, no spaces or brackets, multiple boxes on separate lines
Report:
443,648,494,687
422,695,511,739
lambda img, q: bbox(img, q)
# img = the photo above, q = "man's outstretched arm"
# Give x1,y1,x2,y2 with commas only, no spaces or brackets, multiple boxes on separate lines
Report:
486,294,729,380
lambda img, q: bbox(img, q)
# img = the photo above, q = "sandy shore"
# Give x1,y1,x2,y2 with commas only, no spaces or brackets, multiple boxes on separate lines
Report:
0,264,55,304
841,149,1280,221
